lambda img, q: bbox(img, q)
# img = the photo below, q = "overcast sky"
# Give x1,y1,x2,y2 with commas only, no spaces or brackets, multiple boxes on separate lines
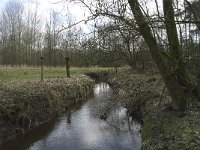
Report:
0,0,189,34
0,0,87,19
0,0,92,33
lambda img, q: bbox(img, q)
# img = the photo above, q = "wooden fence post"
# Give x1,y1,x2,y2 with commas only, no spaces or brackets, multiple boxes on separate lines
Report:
40,56,44,81
65,56,70,78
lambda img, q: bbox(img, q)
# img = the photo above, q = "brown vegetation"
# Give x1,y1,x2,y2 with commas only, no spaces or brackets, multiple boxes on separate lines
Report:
106,69,200,150
0,75,94,144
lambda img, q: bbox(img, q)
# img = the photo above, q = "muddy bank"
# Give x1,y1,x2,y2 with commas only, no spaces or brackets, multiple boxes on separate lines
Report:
92,69,200,150
0,75,94,144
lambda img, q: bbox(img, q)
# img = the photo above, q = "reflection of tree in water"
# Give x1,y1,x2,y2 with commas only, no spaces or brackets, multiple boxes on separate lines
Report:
0,118,57,150
65,100,84,125
67,111,71,124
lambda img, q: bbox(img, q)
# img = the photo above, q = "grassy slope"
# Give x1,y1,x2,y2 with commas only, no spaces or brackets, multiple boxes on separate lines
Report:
0,67,112,83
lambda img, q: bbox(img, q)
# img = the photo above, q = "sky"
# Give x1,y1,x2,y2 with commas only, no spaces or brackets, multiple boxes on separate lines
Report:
0,0,161,22
0,0,92,33
0,0,189,34
0,0,85,18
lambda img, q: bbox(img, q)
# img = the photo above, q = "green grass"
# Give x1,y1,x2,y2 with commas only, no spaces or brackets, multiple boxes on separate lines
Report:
0,67,113,83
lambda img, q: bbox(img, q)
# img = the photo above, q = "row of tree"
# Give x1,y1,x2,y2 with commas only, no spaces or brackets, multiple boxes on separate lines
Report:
0,0,165,68
0,0,94,67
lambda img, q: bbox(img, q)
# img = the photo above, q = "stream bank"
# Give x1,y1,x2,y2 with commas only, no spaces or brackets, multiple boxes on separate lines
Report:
0,75,94,144
0,82,141,150
89,68,200,150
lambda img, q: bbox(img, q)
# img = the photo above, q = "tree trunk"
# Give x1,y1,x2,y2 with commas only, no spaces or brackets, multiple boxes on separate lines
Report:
163,0,191,92
184,0,200,98
65,56,70,78
40,56,44,81
128,0,188,111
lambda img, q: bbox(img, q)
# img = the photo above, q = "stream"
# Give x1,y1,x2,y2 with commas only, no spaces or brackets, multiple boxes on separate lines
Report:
0,83,142,150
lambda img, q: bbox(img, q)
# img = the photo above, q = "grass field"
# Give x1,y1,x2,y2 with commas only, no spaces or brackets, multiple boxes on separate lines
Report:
0,67,113,83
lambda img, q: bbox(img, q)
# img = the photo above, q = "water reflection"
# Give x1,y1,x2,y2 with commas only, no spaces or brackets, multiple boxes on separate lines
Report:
94,82,111,95
0,83,141,150
66,111,71,124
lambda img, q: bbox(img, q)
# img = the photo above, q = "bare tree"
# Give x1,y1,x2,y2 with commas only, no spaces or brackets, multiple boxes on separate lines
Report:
1,0,24,66
127,0,194,111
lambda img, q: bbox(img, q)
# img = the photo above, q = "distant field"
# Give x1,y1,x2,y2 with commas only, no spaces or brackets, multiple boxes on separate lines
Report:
0,67,113,83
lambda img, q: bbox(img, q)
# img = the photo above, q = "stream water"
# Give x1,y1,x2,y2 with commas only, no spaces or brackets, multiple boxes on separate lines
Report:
0,83,142,150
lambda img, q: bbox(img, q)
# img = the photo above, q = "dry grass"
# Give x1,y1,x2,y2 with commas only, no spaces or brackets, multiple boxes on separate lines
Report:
0,75,94,121
0,75,94,144
107,69,200,150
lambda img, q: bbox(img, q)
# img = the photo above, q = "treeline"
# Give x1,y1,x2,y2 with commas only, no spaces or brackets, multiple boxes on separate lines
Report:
0,0,200,71
0,0,151,68
0,0,58,67
0,0,100,67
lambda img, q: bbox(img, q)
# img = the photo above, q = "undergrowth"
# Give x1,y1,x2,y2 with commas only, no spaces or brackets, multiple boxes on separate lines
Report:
107,68,200,150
